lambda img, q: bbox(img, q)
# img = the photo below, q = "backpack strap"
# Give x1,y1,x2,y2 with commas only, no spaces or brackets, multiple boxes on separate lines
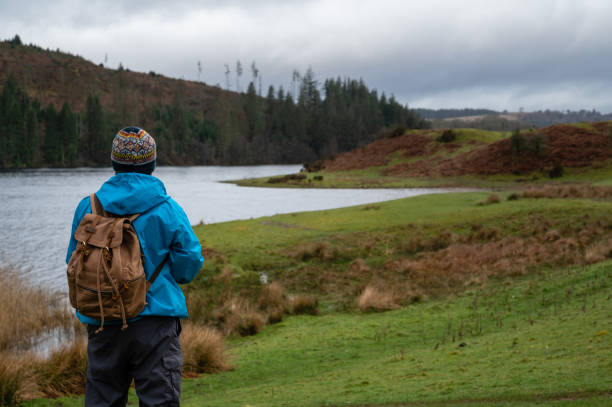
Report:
90,193,105,216
147,254,169,289
90,193,140,221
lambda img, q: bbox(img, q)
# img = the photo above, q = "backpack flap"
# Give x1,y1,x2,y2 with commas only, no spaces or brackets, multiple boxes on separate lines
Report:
74,213,125,248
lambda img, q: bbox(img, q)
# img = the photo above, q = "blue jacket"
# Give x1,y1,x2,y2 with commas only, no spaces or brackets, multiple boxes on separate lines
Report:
66,173,204,325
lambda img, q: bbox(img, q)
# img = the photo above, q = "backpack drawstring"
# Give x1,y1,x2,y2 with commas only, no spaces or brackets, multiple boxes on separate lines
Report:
95,253,105,334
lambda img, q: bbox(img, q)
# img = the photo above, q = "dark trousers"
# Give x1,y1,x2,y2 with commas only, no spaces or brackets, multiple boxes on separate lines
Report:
85,316,182,407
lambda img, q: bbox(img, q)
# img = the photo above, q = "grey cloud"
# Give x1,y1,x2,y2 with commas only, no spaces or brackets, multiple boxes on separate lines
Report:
1,0,611,112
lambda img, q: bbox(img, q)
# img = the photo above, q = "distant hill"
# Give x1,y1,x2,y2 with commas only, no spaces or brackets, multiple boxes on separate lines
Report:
415,108,499,119
322,122,612,178
417,108,612,130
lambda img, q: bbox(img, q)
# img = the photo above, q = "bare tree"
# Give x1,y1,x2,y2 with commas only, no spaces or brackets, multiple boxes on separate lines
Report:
224,64,231,90
258,75,262,97
250,61,260,96
292,69,301,101
236,60,243,92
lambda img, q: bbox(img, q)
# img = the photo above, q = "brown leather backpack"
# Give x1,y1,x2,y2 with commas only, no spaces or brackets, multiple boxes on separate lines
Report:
66,193,166,333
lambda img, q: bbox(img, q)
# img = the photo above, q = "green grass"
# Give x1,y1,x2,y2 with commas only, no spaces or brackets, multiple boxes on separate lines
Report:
31,260,612,406
194,191,609,265
183,262,612,407
232,167,612,189
25,191,612,406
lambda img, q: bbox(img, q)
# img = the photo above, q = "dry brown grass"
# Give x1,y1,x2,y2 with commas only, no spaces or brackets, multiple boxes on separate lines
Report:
258,282,288,311
289,294,319,315
0,266,73,352
214,265,234,283
181,323,232,377
350,258,371,274
585,238,612,263
212,298,266,336
34,340,87,398
357,284,400,312
389,235,584,293
289,242,335,261
0,352,29,406
476,194,501,206
522,185,612,199
258,283,288,323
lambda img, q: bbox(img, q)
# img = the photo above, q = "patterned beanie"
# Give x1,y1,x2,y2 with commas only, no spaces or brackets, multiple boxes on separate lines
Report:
111,127,156,174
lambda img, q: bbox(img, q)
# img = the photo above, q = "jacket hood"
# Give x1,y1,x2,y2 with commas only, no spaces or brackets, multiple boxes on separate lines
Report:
96,173,170,215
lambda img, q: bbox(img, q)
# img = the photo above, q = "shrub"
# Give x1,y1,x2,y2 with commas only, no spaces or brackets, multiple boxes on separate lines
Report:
313,175,324,181
290,294,319,315
181,323,232,377
303,161,325,172
358,284,399,312
436,129,456,143
507,193,520,201
527,132,547,155
390,124,407,138
267,174,307,184
510,128,525,155
35,340,87,398
549,162,564,178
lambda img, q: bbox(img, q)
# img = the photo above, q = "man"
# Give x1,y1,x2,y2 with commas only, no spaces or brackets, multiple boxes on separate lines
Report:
66,126,203,406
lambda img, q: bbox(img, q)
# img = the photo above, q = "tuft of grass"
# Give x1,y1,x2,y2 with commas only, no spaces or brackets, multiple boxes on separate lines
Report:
289,294,319,315
34,340,87,398
357,284,399,312
585,238,612,264
289,242,335,261
0,352,28,406
476,194,501,205
258,283,288,323
213,298,266,337
181,323,232,377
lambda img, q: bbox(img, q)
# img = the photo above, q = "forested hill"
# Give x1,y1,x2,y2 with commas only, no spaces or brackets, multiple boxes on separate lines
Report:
0,36,426,168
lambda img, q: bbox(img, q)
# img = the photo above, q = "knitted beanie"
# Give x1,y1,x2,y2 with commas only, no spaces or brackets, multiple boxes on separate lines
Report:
111,127,156,174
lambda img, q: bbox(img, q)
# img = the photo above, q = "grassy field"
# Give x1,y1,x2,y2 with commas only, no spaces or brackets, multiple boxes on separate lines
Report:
25,191,612,406
30,259,612,406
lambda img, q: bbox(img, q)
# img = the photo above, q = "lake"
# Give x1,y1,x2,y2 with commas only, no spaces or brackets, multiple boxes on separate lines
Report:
0,165,457,292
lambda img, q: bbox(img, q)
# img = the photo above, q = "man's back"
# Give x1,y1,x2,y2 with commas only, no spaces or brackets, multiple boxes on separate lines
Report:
67,172,203,325
66,127,203,406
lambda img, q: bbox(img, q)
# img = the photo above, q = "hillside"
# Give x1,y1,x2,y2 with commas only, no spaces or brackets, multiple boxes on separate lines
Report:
0,39,234,121
0,38,422,168
417,108,612,130
326,122,612,176
235,122,612,188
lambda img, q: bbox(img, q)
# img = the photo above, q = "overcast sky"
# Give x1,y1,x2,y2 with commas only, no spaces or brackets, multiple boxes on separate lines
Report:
1,0,611,112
